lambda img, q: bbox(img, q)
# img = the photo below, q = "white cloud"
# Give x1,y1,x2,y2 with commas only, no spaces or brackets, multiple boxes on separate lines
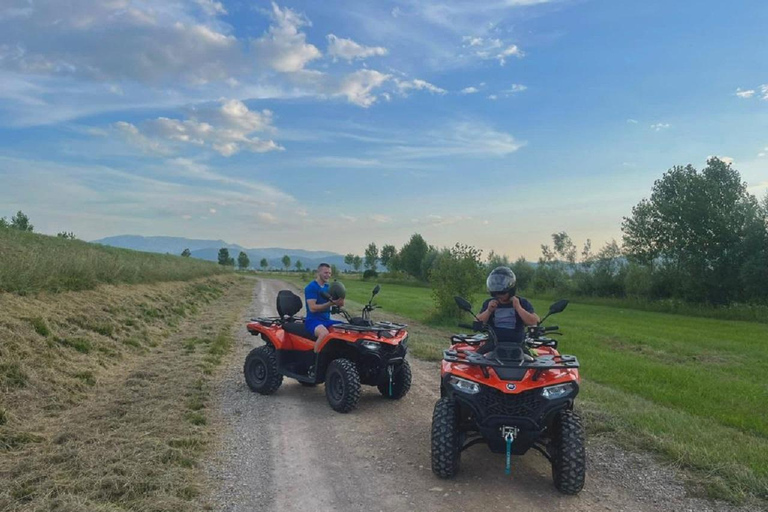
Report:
735,88,755,99
0,0,239,84
762,84,768,100
253,2,322,73
340,214,357,222
395,78,447,95
708,155,734,165
505,83,527,94
258,212,279,224
462,36,525,65
117,99,283,157
386,121,525,159
461,86,479,94
336,69,391,107
626,118,638,124
650,123,670,131
370,214,392,223
326,34,388,62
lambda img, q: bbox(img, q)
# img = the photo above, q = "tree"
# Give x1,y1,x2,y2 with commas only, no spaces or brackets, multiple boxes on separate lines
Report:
352,255,362,272
57,231,77,240
181,248,191,257
218,248,234,266
281,255,291,270
622,158,762,303
398,233,429,280
364,242,378,272
260,258,269,271
238,251,250,270
430,244,485,318
380,244,397,271
10,211,33,232
295,260,303,271
344,253,355,267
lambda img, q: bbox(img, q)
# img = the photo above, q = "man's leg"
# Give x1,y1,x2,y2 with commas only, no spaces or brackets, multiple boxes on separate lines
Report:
313,324,329,353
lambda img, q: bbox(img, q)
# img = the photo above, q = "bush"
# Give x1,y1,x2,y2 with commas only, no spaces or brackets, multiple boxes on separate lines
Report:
429,244,485,319
362,269,378,280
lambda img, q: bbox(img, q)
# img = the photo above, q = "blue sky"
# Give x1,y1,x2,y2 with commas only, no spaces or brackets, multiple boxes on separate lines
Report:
1,0,766,260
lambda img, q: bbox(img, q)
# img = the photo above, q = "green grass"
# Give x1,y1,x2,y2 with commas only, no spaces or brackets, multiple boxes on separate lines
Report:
0,228,228,294
276,272,768,502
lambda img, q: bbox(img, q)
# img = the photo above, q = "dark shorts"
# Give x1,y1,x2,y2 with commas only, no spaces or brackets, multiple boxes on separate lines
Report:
305,318,342,336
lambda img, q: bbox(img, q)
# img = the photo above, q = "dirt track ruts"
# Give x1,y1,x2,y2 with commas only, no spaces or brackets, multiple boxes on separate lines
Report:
205,278,757,512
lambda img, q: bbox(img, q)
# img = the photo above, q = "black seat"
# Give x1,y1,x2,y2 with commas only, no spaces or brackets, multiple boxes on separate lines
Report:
277,290,303,319
276,290,317,341
283,321,317,341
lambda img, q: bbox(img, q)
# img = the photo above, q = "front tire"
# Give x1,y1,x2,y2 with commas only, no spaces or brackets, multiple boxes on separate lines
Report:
244,345,283,394
324,358,361,413
377,359,412,399
431,397,461,478
550,410,586,495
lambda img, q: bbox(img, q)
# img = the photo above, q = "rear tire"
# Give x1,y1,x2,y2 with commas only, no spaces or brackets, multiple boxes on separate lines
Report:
377,359,412,399
550,410,586,495
324,358,361,413
431,397,461,478
244,345,282,395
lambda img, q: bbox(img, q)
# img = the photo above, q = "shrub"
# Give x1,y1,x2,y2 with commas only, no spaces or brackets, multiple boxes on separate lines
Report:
430,244,485,319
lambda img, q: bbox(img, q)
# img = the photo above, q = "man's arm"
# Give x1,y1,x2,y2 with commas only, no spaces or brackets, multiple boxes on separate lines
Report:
476,299,496,324
307,298,335,313
513,297,539,325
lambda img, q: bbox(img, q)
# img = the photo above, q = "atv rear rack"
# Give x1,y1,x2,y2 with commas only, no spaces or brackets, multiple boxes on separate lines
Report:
333,321,407,336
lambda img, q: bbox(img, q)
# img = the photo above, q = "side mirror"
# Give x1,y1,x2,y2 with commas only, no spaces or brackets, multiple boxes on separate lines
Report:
454,296,473,312
548,299,569,315
372,285,381,296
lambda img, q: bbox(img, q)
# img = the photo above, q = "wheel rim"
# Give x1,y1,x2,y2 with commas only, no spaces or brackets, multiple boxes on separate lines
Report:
329,372,344,402
249,358,267,384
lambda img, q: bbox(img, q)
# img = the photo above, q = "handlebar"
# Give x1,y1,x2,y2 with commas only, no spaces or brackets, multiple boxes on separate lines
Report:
544,325,559,332
458,323,475,330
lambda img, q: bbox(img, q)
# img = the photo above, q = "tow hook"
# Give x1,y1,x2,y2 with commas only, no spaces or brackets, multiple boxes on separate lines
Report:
502,426,519,475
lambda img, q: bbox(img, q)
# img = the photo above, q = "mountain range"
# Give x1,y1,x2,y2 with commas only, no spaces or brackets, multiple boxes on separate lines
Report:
91,235,350,270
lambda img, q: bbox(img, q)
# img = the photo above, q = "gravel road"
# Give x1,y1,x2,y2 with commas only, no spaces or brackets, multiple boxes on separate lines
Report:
205,279,758,512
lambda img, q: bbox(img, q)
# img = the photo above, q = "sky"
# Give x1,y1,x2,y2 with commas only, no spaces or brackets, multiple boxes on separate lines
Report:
0,0,766,260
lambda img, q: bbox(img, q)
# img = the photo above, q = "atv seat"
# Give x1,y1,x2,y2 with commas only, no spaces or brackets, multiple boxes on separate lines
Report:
277,290,318,341
277,290,303,319
283,321,318,341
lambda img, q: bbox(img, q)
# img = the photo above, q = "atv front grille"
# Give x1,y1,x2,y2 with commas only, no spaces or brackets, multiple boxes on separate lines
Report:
475,387,545,419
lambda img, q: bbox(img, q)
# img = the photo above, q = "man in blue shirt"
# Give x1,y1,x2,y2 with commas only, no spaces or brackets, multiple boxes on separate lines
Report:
304,263,344,351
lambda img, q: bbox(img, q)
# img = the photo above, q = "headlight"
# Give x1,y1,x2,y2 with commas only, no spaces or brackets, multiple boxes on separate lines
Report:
361,340,380,351
449,376,480,394
541,383,575,400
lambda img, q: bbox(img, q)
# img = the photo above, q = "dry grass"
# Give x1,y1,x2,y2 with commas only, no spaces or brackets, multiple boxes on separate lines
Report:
0,274,254,511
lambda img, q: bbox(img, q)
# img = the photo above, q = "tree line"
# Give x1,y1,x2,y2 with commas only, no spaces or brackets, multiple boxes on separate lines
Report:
346,158,768,315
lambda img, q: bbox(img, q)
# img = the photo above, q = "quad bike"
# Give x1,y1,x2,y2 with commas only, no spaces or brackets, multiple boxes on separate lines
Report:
244,285,411,413
431,297,585,495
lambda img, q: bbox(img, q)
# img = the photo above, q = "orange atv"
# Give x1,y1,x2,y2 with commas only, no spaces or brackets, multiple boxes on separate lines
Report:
431,297,585,494
244,285,411,413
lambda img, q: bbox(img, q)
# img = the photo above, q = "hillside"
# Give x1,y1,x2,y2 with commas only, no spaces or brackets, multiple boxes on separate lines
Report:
92,235,350,269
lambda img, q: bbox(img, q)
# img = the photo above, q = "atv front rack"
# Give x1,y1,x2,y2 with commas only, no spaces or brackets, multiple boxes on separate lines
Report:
444,349,579,371
332,321,407,337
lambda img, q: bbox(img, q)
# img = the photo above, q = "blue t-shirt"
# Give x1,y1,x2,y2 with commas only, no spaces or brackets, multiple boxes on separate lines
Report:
304,280,331,322
480,297,535,344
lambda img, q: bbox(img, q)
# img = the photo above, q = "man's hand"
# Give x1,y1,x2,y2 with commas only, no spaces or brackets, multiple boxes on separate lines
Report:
487,299,499,313
512,296,521,309
331,298,345,307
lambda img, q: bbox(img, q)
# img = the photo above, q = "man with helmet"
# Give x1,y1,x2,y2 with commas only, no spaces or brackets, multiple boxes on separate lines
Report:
305,263,345,352
476,266,539,352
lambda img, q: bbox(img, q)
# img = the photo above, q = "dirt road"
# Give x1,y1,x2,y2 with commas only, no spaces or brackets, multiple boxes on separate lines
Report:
205,279,751,512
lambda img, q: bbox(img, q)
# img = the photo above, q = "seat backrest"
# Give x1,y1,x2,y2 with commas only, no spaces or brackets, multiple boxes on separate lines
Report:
277,290,303,319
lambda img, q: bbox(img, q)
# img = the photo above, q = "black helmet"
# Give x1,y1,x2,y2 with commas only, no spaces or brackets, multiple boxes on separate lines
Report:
329,280,346,300
486,266,516,296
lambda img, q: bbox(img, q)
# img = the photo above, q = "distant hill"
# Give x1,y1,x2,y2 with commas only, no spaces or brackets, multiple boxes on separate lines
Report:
92,235,350,270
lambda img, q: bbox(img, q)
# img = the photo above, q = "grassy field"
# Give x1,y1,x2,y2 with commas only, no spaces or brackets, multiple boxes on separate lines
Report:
0,274,254,511
277,272,768,503
0,228,228,294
